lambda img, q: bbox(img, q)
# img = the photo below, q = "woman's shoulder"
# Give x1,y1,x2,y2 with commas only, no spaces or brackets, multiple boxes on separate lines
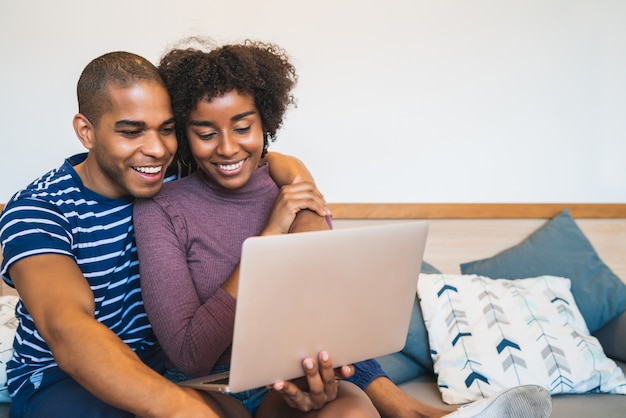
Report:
160,172,203,196
134,173,201,215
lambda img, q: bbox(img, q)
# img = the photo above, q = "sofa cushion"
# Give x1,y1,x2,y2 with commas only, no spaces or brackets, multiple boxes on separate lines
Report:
593,311,626,363
460,209,626,333
398,362,626,417
418,273,626,405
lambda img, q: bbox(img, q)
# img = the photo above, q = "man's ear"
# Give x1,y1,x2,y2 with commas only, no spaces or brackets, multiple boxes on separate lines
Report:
73,113,95,150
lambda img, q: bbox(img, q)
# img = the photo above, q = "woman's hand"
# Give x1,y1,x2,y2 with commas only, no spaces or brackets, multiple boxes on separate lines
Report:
262,178,330,236
270,351,354,411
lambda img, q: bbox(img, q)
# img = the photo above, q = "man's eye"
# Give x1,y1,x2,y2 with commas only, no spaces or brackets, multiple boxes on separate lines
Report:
161,127,176,135
120,130,141,138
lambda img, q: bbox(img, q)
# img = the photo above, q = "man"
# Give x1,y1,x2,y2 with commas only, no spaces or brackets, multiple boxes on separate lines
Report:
0,51,331,417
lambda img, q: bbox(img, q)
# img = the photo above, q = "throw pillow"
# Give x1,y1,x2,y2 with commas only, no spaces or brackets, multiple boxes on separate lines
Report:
0,295,18,403
460,209,626,333
418,273,626,405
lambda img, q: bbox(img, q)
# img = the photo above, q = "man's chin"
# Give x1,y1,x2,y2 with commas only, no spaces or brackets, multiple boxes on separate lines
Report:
129,184,163,199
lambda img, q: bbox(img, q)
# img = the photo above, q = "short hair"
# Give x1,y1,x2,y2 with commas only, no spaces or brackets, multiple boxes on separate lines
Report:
158,38,297,163
77,51,164,126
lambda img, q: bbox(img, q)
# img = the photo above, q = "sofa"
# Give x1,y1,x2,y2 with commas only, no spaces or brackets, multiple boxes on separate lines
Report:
1,203,625,417
331,203,626,417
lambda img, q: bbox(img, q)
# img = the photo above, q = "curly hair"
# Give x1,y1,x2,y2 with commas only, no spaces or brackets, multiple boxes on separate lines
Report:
158,38,298,163
77,51,164,127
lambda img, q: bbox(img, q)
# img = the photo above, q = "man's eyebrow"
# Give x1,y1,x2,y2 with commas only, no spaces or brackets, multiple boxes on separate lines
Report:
115,120,146,128
114,118,175,128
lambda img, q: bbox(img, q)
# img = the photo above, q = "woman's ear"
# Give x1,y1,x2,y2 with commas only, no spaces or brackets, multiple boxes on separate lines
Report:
73,113,95,150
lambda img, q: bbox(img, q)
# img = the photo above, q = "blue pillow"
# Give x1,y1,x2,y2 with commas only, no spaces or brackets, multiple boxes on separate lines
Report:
460,209,626,333
376,260,439,384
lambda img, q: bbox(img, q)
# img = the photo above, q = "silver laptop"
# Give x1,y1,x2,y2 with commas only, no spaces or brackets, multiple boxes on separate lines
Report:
178,221,429,393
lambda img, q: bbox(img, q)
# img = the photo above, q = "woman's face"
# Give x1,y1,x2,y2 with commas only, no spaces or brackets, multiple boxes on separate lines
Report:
186,90,264,189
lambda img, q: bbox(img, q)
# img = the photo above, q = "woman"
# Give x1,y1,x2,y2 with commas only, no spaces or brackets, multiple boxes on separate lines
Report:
133,39,381,417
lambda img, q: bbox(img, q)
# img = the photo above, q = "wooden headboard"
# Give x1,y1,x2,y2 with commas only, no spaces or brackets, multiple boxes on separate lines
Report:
328,203,626,282
1,203,625,295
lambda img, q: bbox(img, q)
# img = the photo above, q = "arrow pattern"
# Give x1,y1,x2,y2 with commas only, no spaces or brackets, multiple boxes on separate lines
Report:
477,278,526,385
432,275,490,397
511,280,574,393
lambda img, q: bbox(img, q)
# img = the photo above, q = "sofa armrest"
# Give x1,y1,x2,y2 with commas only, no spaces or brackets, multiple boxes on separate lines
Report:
592,311,626,363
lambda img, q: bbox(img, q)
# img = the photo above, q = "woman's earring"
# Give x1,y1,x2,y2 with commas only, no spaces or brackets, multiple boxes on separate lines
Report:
262,133,269,157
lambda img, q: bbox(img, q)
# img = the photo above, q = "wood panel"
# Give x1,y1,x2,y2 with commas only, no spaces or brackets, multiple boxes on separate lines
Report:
328,203,626,219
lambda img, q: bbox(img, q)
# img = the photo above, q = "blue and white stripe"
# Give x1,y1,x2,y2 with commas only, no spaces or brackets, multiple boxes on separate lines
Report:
0,154,157,397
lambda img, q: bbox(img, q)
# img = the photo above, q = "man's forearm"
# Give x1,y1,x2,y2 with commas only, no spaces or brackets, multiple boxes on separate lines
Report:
264,151,314,186
289,209,331,233
11,255,209,417
51,314,193,417
264,152,332,231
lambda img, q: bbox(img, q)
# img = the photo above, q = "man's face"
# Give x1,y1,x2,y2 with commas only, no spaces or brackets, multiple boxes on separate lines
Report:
83,81,177,199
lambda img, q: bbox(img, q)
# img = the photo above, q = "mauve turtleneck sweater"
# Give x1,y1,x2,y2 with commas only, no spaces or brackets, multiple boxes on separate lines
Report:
134,164,279,377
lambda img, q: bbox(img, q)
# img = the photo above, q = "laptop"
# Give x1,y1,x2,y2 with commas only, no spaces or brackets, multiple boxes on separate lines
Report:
178,221,429,393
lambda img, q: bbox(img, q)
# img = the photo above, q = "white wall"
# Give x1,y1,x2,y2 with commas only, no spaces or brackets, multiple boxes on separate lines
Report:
1,0,625,203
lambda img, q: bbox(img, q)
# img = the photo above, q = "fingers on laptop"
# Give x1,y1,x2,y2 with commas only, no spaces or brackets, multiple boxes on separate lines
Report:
317,351,340,401
270,351,341,411
335,364,354,379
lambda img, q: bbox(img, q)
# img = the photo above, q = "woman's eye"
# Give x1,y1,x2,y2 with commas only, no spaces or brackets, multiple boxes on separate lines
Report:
235,126,251,134
198,132,216,140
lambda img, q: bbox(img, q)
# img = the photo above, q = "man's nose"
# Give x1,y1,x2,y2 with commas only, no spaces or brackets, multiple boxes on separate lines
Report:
142,131,170,159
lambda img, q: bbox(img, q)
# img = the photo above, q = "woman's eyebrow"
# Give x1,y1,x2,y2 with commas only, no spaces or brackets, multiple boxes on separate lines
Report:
188,120,214,127
188,110,257,126
231,110,256,121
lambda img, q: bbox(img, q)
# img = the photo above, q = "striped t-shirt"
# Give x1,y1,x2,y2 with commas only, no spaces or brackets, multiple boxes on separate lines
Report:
0,153,161,396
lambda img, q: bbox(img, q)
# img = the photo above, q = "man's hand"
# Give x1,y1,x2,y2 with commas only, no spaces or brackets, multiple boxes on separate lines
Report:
270,351,354,411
